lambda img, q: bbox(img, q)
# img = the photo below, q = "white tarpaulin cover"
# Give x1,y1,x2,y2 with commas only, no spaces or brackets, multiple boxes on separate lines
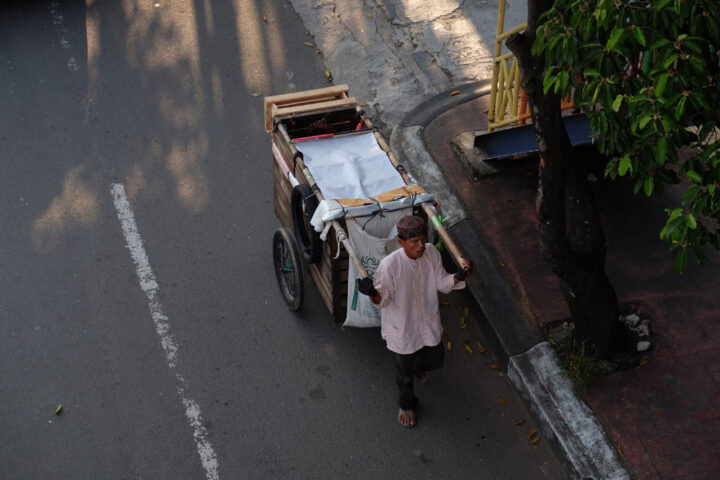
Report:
294,132,406,200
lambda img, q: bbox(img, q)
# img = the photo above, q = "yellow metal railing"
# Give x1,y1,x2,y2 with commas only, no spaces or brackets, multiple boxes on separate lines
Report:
488,0,527,133
489,0,577,132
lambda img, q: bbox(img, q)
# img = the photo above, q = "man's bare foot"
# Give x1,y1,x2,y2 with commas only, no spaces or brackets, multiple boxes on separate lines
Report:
398,408,416,428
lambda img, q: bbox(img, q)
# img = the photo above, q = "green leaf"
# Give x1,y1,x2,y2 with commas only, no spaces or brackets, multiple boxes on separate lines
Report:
683,184,699,204
632,27,647,47
639,115,652,130
655,137,668,165
655,0,672,11
663,54,679,69
543,68,557,94
612,94,623,112
655,73,669,97
686,170,703,183
648,38,671,51
688,56,705,73
668,208,683,222
618,156,632,176
591,82,602,104
633,180,643,195
661,219,681,239
644,176,655,196
675,248,688,274
687,213,698,230
583,69,601,77
661,117,674,133
605,27,626,53
674,96,687,120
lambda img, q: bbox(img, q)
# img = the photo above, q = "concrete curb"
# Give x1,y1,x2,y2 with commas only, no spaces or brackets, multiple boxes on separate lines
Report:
390,85,632,480
509,343,632,480
389,80,492,227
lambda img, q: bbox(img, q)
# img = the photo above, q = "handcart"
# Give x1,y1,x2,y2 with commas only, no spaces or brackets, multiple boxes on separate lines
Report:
265,85,468,323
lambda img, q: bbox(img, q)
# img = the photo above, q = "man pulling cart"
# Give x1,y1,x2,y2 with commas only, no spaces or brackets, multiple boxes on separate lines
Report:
265,85,471,427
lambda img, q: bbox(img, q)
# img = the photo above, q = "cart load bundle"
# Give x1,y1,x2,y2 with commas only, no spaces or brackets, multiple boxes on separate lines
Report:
265,85,467,325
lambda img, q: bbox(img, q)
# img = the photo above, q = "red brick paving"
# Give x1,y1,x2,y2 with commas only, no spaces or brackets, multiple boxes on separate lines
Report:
424,95,720,480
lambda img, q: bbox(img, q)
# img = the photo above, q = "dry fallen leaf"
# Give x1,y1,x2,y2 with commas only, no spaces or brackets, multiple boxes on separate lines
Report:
464,343,473,354
440,302,450,306
529,436,541,445
499,397,508,406
450,90,461,96
55,405,63,415
447,341,452,351
460,317,467,328
527,429,538,439
463,307,469,316
367,13,373,19
359,102,367,107
639,359,649,366
263,15,267,22
476,341,488,354
325,71,333,82
251,92,262,97
304,41,314,47
487,362,500,369
514,419,525,427
617,443,624,456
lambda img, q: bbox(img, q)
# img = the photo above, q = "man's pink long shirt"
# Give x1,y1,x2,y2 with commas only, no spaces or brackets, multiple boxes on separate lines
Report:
374,244,466,355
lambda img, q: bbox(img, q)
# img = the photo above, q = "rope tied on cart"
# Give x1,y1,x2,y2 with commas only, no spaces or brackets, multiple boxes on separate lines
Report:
361,205,385,231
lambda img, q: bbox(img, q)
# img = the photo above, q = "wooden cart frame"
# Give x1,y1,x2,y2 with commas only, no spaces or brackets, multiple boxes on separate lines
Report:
265,85,467,321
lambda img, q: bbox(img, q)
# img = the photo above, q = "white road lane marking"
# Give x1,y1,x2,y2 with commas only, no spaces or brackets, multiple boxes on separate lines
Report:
110,183,220,480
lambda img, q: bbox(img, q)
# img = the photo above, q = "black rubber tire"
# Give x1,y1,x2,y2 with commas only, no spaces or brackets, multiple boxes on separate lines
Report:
272,227,305,311
291,184,323,264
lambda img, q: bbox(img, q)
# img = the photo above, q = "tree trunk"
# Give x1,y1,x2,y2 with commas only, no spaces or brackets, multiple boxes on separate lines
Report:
506,0,623,357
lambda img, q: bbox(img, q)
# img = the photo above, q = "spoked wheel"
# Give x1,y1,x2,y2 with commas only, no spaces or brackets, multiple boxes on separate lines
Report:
272,227,305,311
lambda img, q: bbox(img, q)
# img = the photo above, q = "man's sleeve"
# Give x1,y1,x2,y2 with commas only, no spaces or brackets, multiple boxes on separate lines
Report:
373,258,394,308
429,244,465,293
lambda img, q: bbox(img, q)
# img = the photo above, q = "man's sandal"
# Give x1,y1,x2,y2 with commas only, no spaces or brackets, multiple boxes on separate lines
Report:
398,408,417,428
414,372,428,384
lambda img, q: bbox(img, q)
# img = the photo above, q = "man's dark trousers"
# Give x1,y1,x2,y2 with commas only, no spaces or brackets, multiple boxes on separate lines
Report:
394,343,444,409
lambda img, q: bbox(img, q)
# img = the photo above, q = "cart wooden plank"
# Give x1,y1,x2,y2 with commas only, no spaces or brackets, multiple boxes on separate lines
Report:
272,98,356,126
273,165,292,228
264,84,353,132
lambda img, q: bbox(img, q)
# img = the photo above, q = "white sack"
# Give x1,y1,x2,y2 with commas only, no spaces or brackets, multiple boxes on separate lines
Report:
343,210,407,328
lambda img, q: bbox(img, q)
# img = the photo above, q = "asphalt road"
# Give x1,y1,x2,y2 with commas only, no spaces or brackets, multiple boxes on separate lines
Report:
0,1,567,479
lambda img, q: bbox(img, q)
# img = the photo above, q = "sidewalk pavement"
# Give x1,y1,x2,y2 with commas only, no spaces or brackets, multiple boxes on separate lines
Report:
392,87,720,480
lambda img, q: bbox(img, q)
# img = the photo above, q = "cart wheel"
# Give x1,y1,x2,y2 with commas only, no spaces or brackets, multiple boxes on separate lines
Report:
291,184,323,264
273,227,305,311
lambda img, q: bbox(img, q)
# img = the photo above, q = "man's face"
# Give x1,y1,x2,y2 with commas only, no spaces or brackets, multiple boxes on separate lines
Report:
398,235,426,259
